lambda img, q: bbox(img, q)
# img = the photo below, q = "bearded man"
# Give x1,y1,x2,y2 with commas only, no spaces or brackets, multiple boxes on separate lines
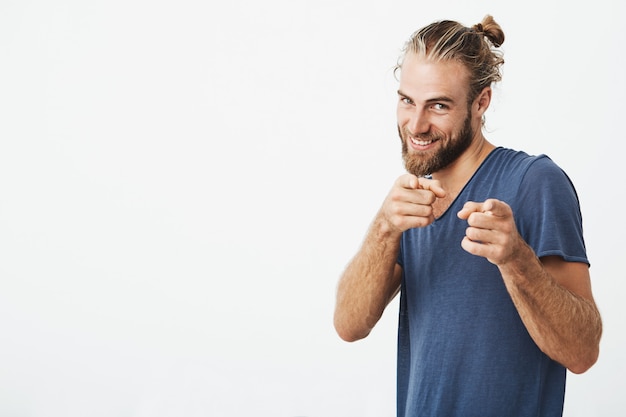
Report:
333,15,602,417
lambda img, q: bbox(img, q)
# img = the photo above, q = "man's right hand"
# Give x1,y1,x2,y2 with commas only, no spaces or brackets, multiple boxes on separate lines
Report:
378,174,446,234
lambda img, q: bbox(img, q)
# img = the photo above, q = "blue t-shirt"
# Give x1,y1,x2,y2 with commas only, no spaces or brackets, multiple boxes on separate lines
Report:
396,147,588,417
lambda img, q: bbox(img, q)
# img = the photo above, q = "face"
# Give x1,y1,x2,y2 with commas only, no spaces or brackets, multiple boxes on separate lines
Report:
399,113,473,177
397,53,479,177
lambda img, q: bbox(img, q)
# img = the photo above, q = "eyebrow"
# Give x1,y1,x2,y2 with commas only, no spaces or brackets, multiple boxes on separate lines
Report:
397,90,455,104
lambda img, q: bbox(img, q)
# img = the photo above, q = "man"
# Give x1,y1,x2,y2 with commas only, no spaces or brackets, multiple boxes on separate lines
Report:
333,15,602,416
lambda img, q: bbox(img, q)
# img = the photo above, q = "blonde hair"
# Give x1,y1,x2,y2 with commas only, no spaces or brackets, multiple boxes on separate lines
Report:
396,15,505,104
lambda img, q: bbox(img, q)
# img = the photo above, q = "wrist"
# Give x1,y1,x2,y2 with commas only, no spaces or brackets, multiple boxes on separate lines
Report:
372,213,403,242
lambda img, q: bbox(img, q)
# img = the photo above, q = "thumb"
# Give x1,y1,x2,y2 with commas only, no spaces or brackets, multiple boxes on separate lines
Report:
397,174,420,190
417,177,446,198
482,199,509,217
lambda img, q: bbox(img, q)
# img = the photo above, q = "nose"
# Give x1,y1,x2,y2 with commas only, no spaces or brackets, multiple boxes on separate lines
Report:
406,109,430,136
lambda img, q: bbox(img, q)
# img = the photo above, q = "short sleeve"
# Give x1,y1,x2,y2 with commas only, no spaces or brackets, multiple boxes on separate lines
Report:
513,155,589,265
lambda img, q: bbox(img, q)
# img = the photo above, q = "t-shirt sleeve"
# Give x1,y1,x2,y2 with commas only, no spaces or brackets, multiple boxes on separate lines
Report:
514,155,589,265
397,238,405,268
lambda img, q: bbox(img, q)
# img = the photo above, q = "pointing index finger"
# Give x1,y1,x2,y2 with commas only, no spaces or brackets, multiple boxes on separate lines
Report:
457,199,508,219
457,201,482,220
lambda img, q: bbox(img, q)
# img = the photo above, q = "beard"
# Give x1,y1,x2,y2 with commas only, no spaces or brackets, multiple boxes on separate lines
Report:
400,114,474,177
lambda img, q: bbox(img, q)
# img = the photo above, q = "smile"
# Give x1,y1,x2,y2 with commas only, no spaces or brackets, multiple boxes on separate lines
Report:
410,137,437,146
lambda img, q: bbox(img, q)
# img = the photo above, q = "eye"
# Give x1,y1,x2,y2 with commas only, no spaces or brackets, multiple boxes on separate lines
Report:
400,96,414,105
432,103,447,111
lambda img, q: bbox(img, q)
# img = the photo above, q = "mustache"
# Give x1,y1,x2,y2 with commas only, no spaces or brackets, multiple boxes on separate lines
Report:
398,126,444,142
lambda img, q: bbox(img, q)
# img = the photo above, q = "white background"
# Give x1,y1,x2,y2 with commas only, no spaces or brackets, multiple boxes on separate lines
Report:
1,1,624,416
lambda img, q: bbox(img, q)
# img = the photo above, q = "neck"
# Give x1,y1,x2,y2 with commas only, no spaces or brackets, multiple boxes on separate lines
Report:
431,134,495,192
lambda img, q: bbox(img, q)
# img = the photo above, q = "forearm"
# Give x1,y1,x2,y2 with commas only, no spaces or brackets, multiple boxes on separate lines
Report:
334,216,402,342
499,244,602,373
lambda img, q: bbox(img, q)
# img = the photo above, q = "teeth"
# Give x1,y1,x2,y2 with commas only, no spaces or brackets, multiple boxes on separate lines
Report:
411,137,433,146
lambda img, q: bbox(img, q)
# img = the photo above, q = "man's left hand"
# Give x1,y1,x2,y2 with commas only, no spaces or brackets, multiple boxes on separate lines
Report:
457,199,525,265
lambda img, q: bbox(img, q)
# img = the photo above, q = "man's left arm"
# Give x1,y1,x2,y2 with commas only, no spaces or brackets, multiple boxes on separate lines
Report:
458,199,602,374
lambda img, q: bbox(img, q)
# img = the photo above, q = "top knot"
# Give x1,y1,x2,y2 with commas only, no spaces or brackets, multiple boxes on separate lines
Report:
473,15,504,48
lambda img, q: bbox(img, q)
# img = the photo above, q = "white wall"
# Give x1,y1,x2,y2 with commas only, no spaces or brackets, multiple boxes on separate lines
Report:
0,1,623,416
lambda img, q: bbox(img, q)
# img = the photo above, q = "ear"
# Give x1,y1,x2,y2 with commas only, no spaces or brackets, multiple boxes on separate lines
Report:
474,86,492,116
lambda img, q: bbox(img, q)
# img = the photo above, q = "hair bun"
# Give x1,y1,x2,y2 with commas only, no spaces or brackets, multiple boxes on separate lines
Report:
473,15,504,48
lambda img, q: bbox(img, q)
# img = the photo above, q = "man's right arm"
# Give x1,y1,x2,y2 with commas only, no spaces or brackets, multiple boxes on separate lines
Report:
333,174,445,342
333,217,404,342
